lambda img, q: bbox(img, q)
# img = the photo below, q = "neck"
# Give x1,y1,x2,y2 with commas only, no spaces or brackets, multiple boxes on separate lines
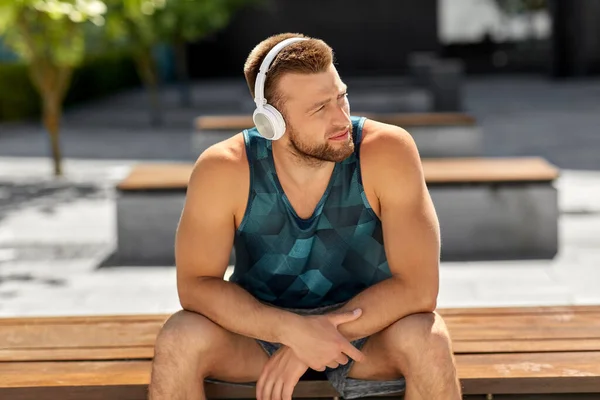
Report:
271,140,334,187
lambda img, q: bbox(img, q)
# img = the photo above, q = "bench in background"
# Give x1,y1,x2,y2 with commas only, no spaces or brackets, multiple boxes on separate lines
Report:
106,157,559,266
193,112,483,158
2,305,599,399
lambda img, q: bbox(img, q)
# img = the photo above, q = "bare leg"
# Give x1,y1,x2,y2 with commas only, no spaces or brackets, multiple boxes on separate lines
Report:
348,312,461,400
148,309,269,400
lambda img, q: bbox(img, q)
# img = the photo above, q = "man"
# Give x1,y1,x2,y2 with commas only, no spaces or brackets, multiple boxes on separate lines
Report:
149,33,462,400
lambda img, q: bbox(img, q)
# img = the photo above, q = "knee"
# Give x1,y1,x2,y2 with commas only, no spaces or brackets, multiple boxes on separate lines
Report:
154,309,223,357
384,312,454,365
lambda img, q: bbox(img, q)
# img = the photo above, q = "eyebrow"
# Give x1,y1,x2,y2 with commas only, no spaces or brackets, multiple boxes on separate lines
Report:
307,84,348,112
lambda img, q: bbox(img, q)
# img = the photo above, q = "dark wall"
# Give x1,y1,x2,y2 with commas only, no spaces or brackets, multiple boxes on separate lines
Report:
188,0,439,79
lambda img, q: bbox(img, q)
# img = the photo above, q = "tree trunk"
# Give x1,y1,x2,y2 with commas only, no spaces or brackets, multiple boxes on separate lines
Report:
173,38,192,108
42,92,63,176
135,48,163,127
28,62,72,177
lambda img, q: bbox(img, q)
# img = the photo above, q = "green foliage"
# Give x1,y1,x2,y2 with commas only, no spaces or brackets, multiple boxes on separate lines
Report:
153,0,252,43
102,0,254,51
0,62,39,120
0,51,140,121
0,0,108,68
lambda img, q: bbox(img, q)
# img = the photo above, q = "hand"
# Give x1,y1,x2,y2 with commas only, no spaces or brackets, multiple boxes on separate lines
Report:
283,308,365,372
256,345,309,400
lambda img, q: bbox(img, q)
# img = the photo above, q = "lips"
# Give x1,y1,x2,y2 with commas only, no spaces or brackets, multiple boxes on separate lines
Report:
328,129,349,140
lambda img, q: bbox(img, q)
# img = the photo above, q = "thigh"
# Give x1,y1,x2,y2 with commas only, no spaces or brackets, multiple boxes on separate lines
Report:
346,332,400,381
206,327,270,383
347,311,447,381
163,310,270,383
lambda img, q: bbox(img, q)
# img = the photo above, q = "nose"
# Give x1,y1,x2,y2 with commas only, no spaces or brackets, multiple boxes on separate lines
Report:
333,99,351,126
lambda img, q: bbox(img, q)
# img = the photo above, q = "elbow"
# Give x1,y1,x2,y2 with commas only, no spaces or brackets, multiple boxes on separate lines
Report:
177,275,220,312
176,277,202,312
411,284,438,313
397,276,438,314
421,296,437,313
421,281,439,312
177,290,195,312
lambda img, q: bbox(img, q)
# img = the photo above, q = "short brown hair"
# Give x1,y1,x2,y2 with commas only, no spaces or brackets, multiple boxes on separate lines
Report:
243,32,334,111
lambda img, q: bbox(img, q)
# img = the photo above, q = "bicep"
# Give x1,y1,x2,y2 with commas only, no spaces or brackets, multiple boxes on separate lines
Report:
175,158,237,292
377,132,440,293
381,180,440,277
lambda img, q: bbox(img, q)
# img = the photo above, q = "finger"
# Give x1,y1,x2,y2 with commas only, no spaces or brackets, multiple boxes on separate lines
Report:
260,378,275,400
282,368,304,400
336,354,349,365
256,368,268,400
272,379,284,400
328,308,362,326
326,361,340,369
312,364,326,372
342,341,366,362
282,381,296,400
262,373,276,400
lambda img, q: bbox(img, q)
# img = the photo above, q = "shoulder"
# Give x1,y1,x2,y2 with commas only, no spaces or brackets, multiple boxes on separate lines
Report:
188,133,249,197
360,118,422,174
358,118,425,201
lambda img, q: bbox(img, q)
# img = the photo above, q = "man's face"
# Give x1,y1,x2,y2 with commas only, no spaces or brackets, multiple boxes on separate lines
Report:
275,64,354,164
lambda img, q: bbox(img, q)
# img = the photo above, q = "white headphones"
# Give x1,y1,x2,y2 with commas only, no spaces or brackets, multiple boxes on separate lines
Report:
253,37,308,140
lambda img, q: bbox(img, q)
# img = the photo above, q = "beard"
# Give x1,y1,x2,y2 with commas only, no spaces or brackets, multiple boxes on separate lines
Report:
286,124,355,165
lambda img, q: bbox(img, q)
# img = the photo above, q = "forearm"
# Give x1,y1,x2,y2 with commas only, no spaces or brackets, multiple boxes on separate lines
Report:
333,277,437,341
179,277,300,344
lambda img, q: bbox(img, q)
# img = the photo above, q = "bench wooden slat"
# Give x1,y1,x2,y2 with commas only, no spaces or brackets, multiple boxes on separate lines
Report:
117,157,559,191
6,338,600,363
7,339,600,363
454,339,600,354
2,347,154,362
0,314,168,325
1,305,595,325
458,351,600,395
438,305,600,316
194,112,477,131
0,321,163,349
116,163,193,191
2,352,600,397
448,313,600,340
3,307,600,362
0,360,151,388
423,157,559,183
0,361,338,398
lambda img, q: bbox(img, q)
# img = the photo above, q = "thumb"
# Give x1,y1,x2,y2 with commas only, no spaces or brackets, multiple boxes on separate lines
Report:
329,308,362,326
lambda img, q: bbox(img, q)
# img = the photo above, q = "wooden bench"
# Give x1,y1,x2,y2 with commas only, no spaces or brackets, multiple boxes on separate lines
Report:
192,112,483,158
106,157,559,267
2,305,599,399
194,112,476,131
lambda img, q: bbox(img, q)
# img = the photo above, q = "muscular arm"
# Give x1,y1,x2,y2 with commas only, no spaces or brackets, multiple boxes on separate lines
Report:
334,124,440,342
176,144,300,344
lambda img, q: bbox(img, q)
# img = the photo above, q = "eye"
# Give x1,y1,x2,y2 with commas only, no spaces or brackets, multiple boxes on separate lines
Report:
315,105,325,113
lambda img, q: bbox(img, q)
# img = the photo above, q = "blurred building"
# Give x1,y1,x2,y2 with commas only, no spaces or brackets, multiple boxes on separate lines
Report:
187,0,600,79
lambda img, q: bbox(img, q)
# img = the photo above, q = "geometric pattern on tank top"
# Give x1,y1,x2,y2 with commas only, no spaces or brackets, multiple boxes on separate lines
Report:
230,116,391,309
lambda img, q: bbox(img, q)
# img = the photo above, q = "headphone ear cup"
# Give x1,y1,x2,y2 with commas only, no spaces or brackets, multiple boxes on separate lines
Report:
265,104,286,140
253,104,286,140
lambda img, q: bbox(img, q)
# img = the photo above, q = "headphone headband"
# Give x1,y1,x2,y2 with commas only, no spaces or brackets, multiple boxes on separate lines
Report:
254,37,308,108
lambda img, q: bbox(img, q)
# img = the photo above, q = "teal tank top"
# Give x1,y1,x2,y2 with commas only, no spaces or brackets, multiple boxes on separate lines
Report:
231,116,391,309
